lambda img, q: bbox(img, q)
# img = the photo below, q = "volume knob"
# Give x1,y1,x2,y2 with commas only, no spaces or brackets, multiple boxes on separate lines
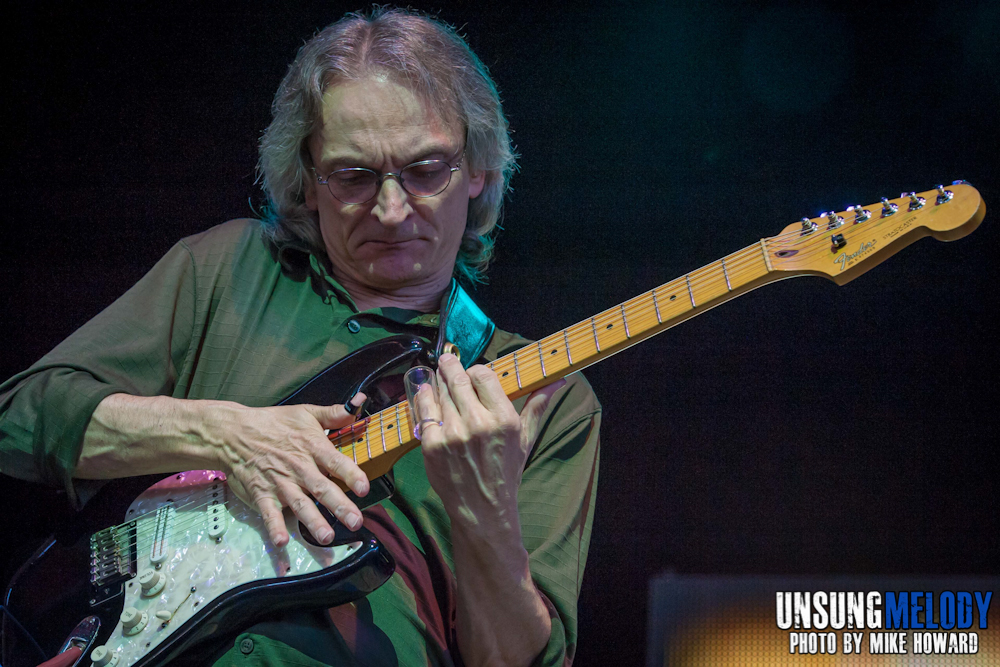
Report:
138,568,166,597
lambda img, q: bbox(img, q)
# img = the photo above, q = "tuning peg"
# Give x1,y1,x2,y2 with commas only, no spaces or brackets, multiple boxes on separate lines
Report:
849,205,871,223
825,210,844,230
880,197,898,217
906,192,925,211
800,217,818,235
936,185,953,204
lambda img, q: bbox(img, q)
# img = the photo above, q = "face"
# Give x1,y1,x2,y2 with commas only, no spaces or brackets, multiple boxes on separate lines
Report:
304,77,485,298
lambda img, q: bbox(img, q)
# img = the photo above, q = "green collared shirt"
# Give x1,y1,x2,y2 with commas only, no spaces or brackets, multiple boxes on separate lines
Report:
0,219,601,666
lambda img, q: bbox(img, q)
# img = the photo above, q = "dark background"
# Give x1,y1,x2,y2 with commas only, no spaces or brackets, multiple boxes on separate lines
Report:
2,1,998,665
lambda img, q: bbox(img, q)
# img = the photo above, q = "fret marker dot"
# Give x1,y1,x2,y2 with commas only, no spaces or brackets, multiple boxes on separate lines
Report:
606,324,613,329
551,349,557,354
669,295,677,301
502,371,509,377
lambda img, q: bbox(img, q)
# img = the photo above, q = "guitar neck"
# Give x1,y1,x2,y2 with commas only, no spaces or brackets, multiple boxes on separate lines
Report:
332,239,779,481
330,182,986,485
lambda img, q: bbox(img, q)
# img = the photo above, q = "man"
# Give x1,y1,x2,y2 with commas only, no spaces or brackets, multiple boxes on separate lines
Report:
0,8,600,666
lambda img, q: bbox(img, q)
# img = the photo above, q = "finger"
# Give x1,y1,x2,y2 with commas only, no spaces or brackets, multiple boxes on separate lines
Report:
300,467,364,531
413,381,443,422
255,494,290,548
278,482,337,544
302,392,368,430
314,434,370,496
436,353,481,418
412,383,446,444
434,362,465,432
466,364,511,413
519,379,567,450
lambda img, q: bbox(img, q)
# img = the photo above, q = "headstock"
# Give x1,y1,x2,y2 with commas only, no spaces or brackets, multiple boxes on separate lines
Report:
766,182,986,285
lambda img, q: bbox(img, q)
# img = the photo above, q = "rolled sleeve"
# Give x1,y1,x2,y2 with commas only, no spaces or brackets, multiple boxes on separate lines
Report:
0,240,197,506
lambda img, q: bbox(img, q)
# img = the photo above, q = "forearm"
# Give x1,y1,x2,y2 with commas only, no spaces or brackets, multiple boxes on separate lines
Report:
76,393,230,479
451,514,552,667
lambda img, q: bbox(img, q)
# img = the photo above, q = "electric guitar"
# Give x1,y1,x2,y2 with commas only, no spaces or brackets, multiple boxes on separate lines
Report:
1,183,986,667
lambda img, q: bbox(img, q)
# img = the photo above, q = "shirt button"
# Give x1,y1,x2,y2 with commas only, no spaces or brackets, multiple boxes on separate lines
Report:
239,637,254,654
346,319,361,333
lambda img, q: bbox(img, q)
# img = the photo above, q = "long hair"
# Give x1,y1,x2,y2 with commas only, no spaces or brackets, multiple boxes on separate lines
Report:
258,7,517,284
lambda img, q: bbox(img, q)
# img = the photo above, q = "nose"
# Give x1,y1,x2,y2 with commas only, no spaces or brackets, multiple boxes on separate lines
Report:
371,175,412,225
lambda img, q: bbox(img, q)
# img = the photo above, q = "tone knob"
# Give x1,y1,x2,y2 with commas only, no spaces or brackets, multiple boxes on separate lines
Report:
91,645,117,666
138,568,166,596
120,606,141,629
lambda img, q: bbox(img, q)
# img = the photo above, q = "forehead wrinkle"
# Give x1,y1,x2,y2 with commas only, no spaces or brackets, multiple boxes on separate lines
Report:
313,78,461,169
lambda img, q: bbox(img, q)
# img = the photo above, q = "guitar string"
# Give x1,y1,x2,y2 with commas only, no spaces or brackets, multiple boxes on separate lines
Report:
323,222,835,461
328,201,926,464
104,200,918,543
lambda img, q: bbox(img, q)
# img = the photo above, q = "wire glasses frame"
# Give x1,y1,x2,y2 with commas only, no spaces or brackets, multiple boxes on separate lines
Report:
313,152,465,205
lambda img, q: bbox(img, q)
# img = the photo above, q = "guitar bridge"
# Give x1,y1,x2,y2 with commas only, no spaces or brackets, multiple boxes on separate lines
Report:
90,521,137,606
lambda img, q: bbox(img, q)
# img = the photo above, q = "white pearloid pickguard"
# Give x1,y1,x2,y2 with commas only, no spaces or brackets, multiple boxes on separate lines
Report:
96,471,360,666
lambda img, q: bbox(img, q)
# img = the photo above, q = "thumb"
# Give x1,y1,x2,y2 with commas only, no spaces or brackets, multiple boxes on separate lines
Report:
302,392,367,430
519,379,566,450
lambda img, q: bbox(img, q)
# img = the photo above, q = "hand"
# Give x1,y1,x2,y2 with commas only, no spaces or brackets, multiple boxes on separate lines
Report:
211,394,370,548
415,354,564,531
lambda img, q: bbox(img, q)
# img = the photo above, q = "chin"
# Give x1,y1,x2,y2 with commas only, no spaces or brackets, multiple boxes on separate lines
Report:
362,256,433,287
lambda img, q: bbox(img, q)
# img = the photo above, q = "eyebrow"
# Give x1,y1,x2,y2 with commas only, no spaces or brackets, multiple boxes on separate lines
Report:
319,143,458,172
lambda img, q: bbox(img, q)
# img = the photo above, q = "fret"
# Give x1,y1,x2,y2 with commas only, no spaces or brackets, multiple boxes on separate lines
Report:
759,239,773,272
513,348,522,388
721,258,732,291
652,288,662,323
395,403,403,443
620,304,630,338
590,317,601,352
537,340,547,377
685,275,696,308
379,413,387,453
364,423,371,460
563,329,573,365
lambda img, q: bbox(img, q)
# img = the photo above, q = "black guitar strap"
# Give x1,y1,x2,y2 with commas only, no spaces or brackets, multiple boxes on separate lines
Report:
432,278,496,369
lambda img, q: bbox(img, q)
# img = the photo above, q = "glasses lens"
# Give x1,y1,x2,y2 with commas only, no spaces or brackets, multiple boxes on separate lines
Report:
328,169,378,204
400,161,453,197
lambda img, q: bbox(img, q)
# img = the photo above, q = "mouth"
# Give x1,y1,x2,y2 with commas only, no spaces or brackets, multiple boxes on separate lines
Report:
361,239,423,249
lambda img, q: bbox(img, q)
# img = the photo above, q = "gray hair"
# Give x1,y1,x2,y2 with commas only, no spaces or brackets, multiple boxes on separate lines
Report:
258,7,517,285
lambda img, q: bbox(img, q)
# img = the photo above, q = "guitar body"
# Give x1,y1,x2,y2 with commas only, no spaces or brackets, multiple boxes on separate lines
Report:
2,335,432,667
2,184,987,666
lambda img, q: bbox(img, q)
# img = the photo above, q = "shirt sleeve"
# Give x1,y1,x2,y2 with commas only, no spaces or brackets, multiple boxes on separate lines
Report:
0,240,197,507
516,373,602,666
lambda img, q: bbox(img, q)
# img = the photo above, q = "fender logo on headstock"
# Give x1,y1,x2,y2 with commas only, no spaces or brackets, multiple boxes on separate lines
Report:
834,239,877,272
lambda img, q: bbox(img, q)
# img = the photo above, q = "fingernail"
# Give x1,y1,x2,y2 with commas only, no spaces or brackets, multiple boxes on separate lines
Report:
318,529,333,544
346,512,362,530
439,353,455,363
353,479,368,495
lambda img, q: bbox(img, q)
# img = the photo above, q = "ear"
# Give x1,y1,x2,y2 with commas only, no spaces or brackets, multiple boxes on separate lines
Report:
467,167,486,200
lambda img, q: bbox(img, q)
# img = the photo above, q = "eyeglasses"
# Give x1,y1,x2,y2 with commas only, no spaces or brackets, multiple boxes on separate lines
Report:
313,152,465,205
